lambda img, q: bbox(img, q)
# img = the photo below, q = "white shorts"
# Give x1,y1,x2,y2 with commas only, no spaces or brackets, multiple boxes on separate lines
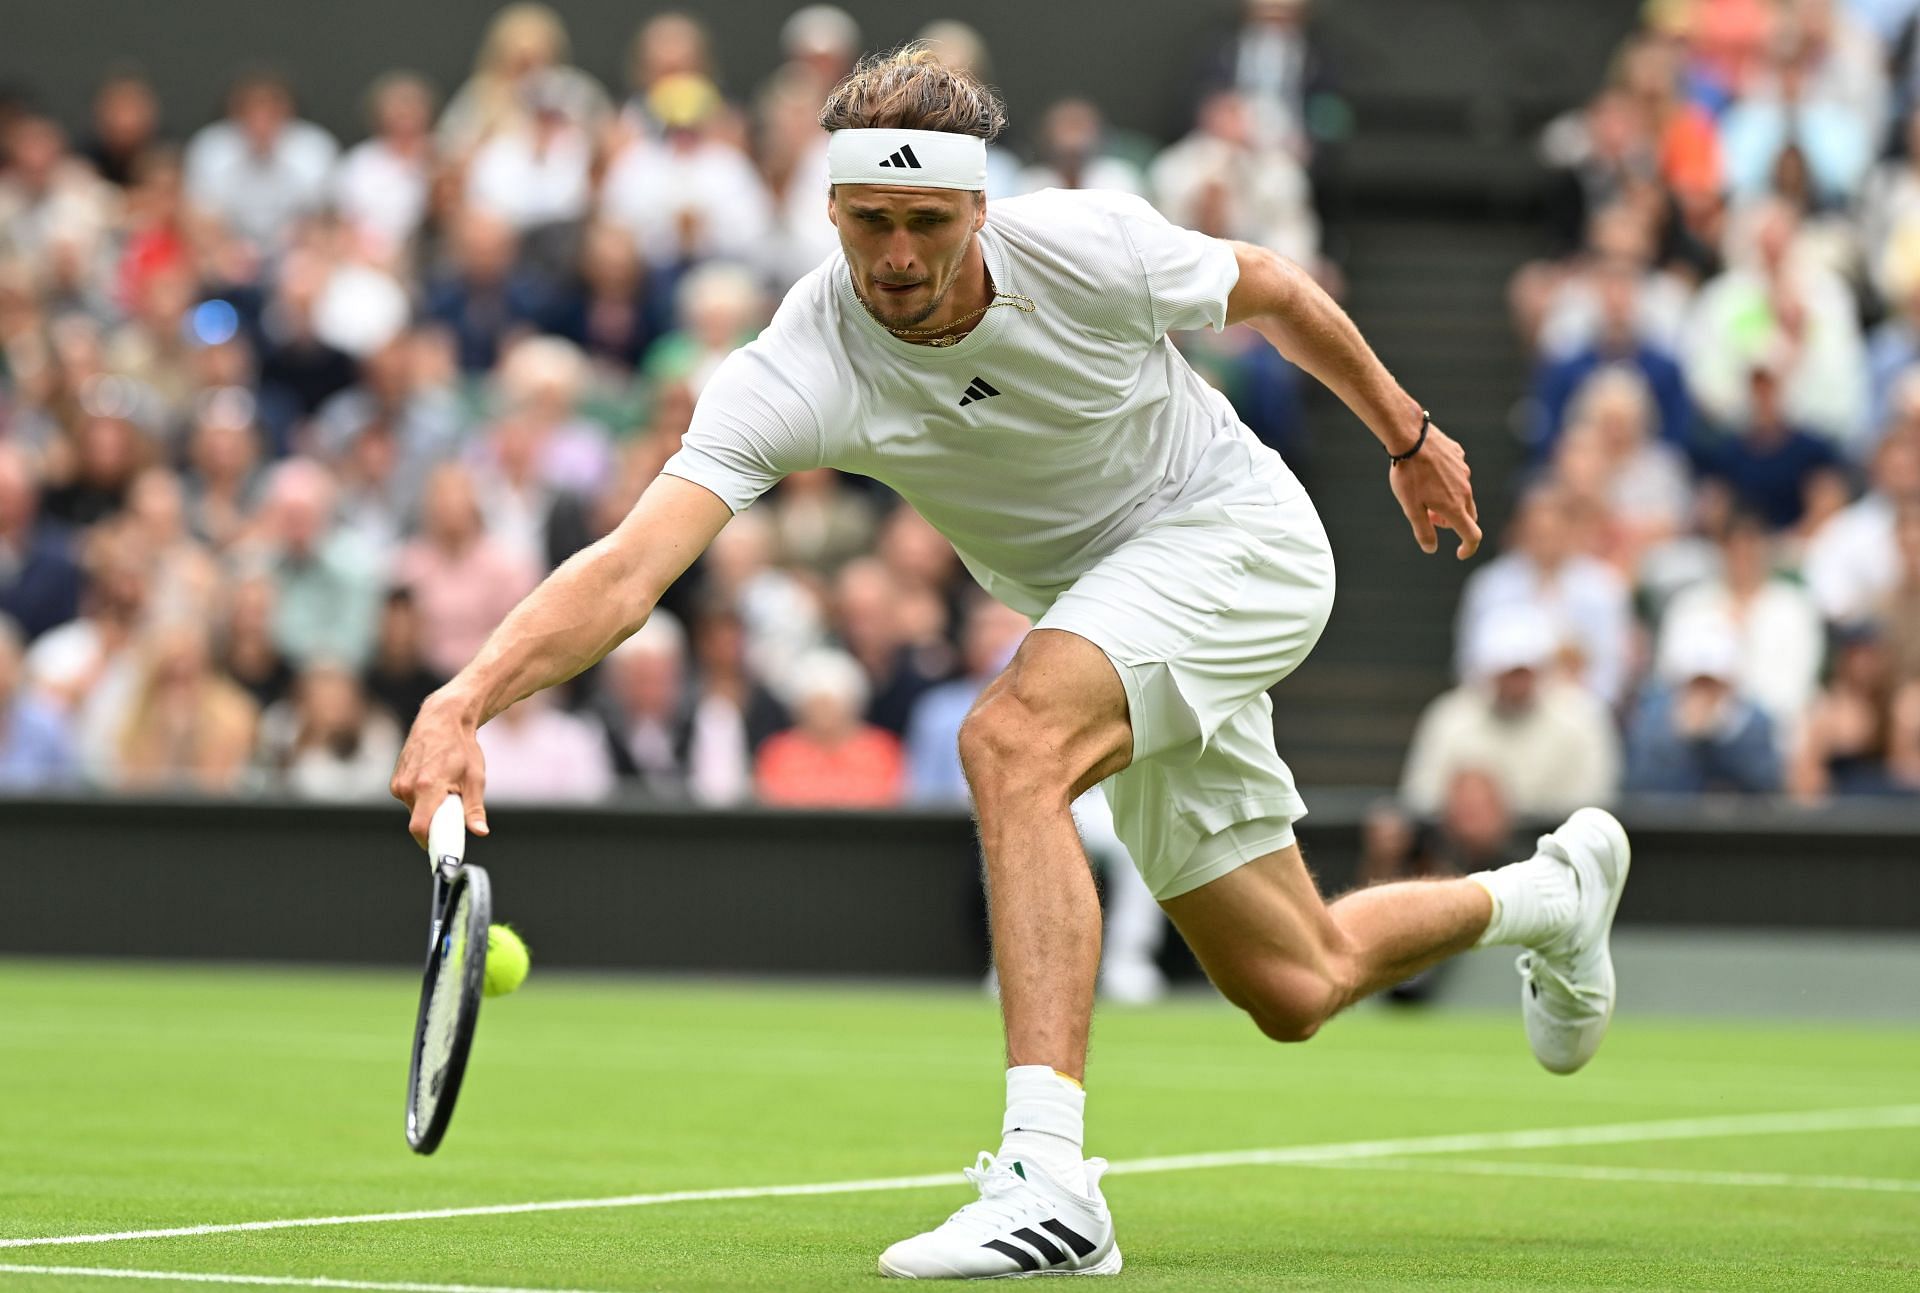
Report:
1035,487,1336,900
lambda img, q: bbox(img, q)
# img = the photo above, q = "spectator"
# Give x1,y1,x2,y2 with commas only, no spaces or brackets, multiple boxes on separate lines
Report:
1659,509,1824,736
0,112,117,291
619,12,736,148
40,410,148,528
181,388,264,552
1625,614,1782,793
755,647,903,807
1195,0,1341,162
1788,623,1920,797
394,463,540,679
1886,503,1920,682
1803,428,1920,624
643,261,766,397
255,247,360,445
363,587,444,730
834,557,944,736
80,69,165,190
465,70,596,247
544,219,673,377
334,72,437,262
1701,358,1841,529
477,691,614,802
1551,369,1693,572
1865,281,1920,444
311,330,463,556
0,443,83,641
1530,257,1693,457
905,595,1030,803
235,459,383,670
756,65,837,290
258,661,401,799
436,2,610,162
1681,199,1866,450
1402,606,1621,819
766,468,874,578
685,601,789,806
1720,35,1873,209
1017,100,1146,196
600,74,773,273
1455,484,1634,705
423,209,551,374
115,619,258,792
219,573,294,712
780,6,862,95
1151,90,1319,267
182,71,339,257
0,614,77,789
594,609,693,798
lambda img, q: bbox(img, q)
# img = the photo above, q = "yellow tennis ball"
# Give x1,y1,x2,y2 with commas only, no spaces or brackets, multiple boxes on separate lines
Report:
483,924,530,998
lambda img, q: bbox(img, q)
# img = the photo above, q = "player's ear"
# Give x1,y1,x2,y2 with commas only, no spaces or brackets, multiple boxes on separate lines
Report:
826,186,839,228
971,192,986,233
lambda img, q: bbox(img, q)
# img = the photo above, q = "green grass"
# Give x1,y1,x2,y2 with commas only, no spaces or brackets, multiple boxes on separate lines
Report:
2,960,1917,1291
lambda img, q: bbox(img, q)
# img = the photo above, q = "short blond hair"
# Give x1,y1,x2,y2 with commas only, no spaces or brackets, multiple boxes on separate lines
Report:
817,44,1006,141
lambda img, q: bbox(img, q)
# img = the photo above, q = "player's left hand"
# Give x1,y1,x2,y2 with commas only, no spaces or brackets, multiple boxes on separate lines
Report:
1387,422,1481,561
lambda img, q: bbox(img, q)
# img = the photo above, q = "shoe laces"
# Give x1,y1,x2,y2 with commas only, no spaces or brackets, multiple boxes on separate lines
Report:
946,1152,1038,1238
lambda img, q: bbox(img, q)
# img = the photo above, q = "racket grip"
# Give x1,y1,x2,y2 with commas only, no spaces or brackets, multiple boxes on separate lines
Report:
428,794,466,871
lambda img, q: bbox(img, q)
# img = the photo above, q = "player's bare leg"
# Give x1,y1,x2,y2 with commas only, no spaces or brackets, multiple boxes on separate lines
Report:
879,628,1131,1279
1164,810,1631,1069
1160,846,1491,1040
961,628,1132,1082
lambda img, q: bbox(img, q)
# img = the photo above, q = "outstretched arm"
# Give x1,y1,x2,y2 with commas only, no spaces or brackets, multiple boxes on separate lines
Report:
1224,242,1481,559
389,473,734,843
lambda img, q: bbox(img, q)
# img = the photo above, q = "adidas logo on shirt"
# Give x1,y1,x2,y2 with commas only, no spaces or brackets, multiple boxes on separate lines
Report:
958,376,1000,407
876,144,923,169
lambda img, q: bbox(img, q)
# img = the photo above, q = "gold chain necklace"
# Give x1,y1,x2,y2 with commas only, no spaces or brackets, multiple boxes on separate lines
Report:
885,286,1037,348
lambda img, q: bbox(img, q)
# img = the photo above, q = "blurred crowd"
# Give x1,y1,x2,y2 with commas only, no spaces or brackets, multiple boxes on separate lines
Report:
0,1,1341,802
1395,0,1920,861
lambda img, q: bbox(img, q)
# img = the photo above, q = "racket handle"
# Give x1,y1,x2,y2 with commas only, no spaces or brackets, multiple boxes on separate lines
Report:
428,794,467,873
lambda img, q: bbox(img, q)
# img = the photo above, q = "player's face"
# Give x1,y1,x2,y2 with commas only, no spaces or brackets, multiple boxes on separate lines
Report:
830,185,986,330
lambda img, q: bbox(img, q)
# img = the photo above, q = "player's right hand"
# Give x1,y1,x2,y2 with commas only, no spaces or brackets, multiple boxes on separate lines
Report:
390,693,490,848
1386,421,1481,561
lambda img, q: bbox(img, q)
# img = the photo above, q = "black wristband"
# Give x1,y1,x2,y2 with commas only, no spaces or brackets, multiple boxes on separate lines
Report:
1388,410,1431,465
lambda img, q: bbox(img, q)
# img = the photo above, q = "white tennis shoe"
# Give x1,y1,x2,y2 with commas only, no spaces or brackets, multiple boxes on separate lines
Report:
1517,807,1632,1075
878,1152,1122,1279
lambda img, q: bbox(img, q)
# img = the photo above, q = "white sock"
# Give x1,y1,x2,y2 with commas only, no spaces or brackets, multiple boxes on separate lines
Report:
997,1065,1087,1193
1470,852,1579,949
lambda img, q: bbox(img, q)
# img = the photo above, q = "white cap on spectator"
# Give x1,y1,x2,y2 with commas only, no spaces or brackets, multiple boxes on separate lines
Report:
1469,605,1557,678
1660,615,1741,685
782,647,869,713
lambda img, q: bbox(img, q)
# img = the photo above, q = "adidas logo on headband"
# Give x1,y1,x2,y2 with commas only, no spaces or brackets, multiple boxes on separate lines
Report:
828,128,985,190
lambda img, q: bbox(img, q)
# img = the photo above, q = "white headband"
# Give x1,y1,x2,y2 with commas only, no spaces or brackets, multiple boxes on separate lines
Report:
827,128,987,191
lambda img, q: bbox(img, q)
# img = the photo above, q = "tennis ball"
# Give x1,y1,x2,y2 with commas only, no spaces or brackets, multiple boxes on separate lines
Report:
484,924,530,998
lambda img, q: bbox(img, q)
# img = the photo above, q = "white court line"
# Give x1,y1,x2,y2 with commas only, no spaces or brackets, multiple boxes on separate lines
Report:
0,1268,612,1293
1311,1157,1920,1195
3,1103,1916,1252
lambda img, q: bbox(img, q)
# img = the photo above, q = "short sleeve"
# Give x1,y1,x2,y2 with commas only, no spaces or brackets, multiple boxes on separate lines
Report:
1115,203,1240,338
660,345,822,513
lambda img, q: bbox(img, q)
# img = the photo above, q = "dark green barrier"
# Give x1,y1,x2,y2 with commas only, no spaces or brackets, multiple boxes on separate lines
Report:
1,794,1913,976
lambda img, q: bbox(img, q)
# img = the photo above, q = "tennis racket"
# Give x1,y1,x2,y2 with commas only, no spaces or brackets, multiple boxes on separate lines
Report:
404,794,492,1155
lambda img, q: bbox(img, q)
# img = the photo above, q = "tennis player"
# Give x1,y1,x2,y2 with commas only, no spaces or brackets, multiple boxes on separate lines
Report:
391,47,1631,1280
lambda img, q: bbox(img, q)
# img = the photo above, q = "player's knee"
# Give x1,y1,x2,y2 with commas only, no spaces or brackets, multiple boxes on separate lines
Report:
958,694,1068,801
1233,967,1347,1045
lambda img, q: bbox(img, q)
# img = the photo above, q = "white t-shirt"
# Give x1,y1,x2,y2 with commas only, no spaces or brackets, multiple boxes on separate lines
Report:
661,188,1300,616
